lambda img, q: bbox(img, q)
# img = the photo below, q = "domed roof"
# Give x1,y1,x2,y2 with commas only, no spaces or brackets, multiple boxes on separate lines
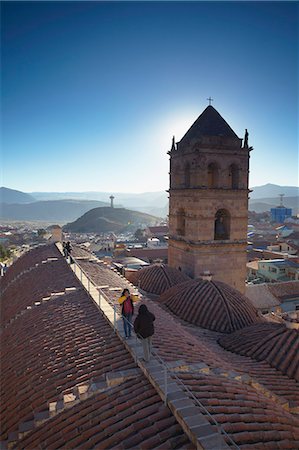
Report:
135,264,190,295
218,323,299,381
159,279,262,333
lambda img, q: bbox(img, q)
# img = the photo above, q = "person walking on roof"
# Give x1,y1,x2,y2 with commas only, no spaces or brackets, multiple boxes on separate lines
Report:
134,304,155,362
118,289,138,338
62,241,68,258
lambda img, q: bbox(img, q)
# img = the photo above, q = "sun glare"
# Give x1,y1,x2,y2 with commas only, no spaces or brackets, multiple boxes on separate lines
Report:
153,109,199,151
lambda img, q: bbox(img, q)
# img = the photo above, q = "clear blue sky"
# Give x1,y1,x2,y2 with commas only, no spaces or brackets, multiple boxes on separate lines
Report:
1,1,298,193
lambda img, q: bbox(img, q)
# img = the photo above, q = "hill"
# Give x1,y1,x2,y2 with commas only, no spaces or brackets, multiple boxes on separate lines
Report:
0,187,35,204
0,200,109,222
63,207,161,233
249,196,298,214
30,190,169,218
250,183,299,200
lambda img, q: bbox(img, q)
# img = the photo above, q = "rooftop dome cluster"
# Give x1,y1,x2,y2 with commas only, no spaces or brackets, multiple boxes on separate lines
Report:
159,279,262,333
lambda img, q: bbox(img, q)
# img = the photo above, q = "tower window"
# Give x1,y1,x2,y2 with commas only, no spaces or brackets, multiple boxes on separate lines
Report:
177,209,186,236
208,163,219,188
214,209,230,240
229,164,239,189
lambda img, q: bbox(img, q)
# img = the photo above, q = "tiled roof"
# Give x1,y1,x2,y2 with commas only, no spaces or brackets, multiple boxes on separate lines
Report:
178,371,299,449
160,280,262,333
70,257,299,410
268,281,299,300
1,258,81,327
0,248,193,449
71,245,95,259
147,226,169,234
134,264,190,295
218,323,299,382
0,243,60,289
179,105,239,146
245,284,280,309
0,289,138,444
2,244,299,449
128,247,168,261
19,376,193,450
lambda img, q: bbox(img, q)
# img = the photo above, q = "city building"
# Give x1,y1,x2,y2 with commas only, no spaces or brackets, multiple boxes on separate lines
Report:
270,195,292,223
257,259,299,282
246,280,299,314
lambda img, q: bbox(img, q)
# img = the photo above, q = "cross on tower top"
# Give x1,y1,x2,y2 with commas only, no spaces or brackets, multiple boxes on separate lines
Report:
207,96,214,106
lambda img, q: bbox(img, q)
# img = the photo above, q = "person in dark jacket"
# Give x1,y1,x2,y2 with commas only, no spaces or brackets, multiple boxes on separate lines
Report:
134,304,155,362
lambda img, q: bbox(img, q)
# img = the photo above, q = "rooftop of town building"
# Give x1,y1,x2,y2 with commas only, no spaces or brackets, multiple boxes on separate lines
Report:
1,243,298,449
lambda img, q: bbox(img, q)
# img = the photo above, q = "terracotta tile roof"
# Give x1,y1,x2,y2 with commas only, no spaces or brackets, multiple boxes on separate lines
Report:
159,280,263,333
71,245,95,259
1,261,81,328
128,247,168,261
134,264,190,295
218,323,299,381
178,371,299,448
147,226,169,234
76,259,134,306
18,376,193,450
0,243,60,289
179,321,299,411
268,281,299,300
1,268,193,448
2,244,299,449
73,254,299,414
245,284,280,309
0,289,138,443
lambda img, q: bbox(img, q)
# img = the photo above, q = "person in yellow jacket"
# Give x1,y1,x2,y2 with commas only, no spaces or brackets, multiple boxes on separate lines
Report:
118,288,138,338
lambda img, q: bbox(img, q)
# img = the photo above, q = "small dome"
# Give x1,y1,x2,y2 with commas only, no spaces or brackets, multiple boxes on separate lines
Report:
135,264,190,295
218,323,299,381
160,279,262,333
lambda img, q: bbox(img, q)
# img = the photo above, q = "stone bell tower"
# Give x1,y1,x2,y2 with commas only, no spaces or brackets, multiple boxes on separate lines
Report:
168,104,251,293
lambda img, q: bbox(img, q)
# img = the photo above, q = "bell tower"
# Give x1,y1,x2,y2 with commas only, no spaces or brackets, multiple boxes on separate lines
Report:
168,105,251,293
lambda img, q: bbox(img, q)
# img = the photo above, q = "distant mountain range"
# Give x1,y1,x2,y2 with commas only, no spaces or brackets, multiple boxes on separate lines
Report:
0,198,109,223
249,196,298,214
0,184,298,223
249,183,299,199
0,187,35,204
64,207,161,233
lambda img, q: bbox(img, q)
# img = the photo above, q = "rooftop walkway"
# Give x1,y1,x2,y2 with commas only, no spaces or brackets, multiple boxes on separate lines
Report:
61,245,231,450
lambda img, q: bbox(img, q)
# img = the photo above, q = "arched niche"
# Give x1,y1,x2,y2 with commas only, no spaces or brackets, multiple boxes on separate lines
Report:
208,162,219,188
214,209,230,240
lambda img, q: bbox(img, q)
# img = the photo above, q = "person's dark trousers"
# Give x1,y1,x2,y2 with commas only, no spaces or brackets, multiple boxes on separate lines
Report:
123,313,133,337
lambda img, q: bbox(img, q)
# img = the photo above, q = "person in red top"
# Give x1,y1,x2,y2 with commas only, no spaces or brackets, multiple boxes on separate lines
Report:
118,289,138,338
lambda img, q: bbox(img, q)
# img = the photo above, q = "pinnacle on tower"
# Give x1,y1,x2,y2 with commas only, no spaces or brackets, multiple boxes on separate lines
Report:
171,136,176,152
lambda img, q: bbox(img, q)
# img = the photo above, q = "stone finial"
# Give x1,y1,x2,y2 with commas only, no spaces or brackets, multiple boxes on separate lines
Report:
171,136,176,152
243,129,249,148
200,270,213,281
